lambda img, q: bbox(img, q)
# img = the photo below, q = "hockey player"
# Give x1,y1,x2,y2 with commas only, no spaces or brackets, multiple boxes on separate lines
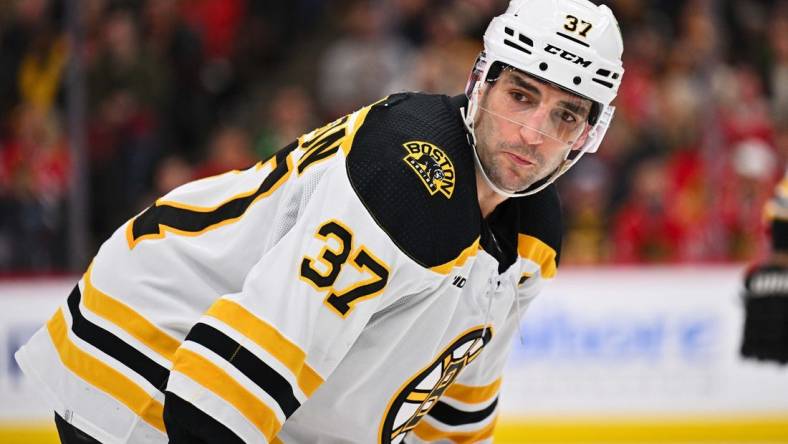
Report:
741,170,788,365
16,0,624,442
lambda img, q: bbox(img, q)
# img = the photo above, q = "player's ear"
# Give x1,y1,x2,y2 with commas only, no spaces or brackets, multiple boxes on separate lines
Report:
572,125,593,150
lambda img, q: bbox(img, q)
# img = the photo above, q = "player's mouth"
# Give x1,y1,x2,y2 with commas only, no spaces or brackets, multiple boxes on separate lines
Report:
504,151,533,166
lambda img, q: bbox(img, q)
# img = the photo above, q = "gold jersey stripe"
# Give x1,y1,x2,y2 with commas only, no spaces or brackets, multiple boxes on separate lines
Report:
493,416,788,442
172,348,281,441
517,234,557,279
47,309,166,433
430,238,481,275
443,378,501,405
83,266,180,362
405,391,430,403
206,298,324,396
411,415,497,443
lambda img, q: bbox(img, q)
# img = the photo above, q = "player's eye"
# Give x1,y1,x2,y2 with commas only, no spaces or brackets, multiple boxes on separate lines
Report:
508,91,537,110
558,110,578,124
510,91,526,102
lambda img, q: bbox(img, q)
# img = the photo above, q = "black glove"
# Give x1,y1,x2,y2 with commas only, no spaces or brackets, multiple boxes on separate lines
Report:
741,263,788,364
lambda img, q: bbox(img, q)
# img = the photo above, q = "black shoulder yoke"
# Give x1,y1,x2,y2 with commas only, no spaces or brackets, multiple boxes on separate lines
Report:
483,183,563,273
515,184,563,265
346,93,481,269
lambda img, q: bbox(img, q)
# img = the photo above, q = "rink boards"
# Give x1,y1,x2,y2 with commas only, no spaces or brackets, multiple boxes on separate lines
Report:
1,266,786,443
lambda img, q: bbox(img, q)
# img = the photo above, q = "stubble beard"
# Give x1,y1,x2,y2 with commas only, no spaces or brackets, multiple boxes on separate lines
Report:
475,110,547,193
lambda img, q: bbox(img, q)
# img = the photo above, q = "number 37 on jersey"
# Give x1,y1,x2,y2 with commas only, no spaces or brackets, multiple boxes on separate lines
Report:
299,219,390,318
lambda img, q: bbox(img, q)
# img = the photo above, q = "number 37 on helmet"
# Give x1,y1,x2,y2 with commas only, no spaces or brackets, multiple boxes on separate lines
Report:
463,0,625,196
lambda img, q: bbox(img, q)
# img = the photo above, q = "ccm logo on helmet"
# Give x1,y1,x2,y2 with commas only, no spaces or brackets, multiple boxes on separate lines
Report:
544,44,592,68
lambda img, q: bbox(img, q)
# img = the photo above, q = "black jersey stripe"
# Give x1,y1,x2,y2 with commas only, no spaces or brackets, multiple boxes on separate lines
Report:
164,391,245,444
129,141,297,245
66,285,170,390
426,397,498,426
185,323,301,418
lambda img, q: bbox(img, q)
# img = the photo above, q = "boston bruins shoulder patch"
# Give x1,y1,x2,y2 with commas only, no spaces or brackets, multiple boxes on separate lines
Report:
402,141,455,199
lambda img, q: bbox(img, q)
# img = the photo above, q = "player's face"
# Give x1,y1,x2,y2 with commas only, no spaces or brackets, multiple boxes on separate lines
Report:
473,68,592,193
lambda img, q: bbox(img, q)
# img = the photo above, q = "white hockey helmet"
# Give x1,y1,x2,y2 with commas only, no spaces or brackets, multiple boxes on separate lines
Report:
463,0,625,197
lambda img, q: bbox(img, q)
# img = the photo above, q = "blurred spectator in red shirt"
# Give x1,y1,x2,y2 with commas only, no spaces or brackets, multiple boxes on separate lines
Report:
181,0,244,61
612,157,683,263
0,104,70,270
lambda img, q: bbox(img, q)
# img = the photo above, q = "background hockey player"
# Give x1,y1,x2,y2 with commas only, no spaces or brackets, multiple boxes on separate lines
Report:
741,170,788,365
15,0,624,442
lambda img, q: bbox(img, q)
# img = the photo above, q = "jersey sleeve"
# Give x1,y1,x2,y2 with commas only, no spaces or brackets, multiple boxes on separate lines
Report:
162,141,422,443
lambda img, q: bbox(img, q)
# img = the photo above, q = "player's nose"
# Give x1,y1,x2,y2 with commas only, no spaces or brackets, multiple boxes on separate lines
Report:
516,103,553,145
518,116,546,145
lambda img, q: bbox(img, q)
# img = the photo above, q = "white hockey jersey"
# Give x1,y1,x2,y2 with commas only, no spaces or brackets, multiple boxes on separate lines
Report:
15,93,562,443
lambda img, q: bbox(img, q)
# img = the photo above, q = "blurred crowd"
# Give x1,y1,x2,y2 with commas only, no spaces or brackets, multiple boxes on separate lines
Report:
0,0,786,272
